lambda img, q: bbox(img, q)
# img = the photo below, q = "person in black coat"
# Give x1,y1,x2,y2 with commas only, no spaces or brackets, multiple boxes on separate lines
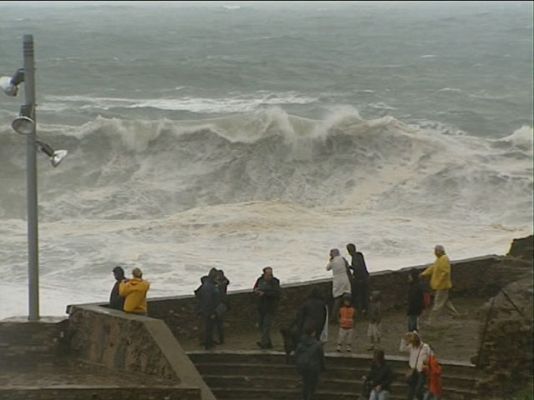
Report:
362,349,393,400
296,288,327,341
407,269,425,332
295,323,325,400
347,243,370,315
253,266,281,349
109,266,126,311
195,270,221,350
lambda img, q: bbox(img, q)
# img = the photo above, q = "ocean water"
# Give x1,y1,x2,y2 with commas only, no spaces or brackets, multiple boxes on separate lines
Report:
0,1,532,319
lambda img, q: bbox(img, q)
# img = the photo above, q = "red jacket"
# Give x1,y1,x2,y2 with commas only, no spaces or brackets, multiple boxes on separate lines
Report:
425,354,443,397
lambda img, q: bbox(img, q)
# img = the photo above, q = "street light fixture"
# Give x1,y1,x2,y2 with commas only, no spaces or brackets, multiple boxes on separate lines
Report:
0,68,24,96
1,35,68,321
11,115,35,136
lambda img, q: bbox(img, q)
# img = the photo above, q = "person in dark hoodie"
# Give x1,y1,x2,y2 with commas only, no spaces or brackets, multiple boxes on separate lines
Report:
347,243,370,316
407,269,425,332
296,288,328,341
195,269,221,350
109,265,126,310
295,323,325,400
253,266,281,349
362,349,394,400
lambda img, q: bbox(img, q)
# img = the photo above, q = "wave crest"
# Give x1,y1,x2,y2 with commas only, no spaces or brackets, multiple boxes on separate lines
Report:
0,109,531,224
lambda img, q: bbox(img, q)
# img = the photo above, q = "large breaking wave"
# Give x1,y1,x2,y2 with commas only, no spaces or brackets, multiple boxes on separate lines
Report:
0,107,532,224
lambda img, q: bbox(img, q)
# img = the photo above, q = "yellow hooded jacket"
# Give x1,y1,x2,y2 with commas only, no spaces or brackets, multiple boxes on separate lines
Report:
421,254,452,291
119,278,150,314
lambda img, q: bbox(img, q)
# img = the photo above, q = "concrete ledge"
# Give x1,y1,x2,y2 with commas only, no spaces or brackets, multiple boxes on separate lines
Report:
67,304,215,400
0,386,199,400
185,349,476,368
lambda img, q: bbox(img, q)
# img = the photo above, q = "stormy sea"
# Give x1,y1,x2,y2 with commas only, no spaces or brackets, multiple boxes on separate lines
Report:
0,1,532,318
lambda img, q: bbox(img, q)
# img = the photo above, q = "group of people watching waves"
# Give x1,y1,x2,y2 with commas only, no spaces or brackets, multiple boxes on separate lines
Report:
108,242,459,400
194,268,230,350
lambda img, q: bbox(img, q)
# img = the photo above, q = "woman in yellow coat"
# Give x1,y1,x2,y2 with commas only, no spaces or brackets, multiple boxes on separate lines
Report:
119,267,150,315
420,245,460,325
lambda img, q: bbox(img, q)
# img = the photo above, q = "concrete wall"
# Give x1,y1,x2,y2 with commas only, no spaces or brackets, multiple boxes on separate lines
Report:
67,305,215,400
0,387,199,400
147,254,527,340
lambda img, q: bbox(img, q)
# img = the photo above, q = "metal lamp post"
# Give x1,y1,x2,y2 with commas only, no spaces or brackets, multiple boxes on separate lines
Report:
23,34,39,321
1,35,67,321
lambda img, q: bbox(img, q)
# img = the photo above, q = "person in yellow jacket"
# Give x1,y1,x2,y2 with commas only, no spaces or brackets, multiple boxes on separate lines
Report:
420,245,460,325
119,267,150,315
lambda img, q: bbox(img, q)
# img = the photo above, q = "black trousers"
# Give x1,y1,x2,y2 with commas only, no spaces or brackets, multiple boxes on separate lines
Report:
215,315,224,343
407,370,426,400
353,280,369,313
300,368,320,400
204,314,215,349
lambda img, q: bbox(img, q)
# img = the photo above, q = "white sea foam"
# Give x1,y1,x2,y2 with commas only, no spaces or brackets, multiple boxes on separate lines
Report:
494,125,533,153
43,92,318,114
437,87,463,93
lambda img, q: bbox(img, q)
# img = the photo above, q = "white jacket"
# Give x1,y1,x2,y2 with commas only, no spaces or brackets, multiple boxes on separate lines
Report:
400,339,431,372
326,255,352,298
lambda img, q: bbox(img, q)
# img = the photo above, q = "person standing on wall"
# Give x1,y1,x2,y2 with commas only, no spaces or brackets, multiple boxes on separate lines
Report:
253,266,281,349
326,248,352,323
119,267,150,315
419,245,461,325
347,243,370,316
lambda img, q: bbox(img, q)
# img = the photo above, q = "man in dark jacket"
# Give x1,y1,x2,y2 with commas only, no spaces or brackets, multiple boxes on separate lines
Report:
253,266,281,349
363,349,393,400
296,288,327,341
347,243,370,315
109,266,126,311
407,269,424,332
195,270,221,350
295,323,325,400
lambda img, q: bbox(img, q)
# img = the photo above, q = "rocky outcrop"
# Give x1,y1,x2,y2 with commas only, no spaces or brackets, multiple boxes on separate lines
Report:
507,235,533,261
474,275,533,398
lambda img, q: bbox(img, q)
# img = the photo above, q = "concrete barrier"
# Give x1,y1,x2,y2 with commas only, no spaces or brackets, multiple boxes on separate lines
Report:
67,304,215,400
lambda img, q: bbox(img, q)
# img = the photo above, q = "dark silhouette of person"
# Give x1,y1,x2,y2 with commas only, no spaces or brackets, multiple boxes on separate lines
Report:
296,288,327,341
295,323,325,400
407,269,425,332
253,266,281,349
213,268,230,344
347,243,370,315
195,269,221,350
109,265,126,311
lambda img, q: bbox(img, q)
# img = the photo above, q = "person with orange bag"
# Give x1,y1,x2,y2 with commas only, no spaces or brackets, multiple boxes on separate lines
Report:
423,347,443,400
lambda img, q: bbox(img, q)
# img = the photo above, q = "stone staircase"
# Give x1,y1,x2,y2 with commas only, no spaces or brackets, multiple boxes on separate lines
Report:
188,350,481,400
0,319,66,368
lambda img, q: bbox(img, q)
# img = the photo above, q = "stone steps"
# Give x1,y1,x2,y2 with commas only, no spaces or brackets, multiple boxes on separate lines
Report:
188,351,480,400
196,364,476,390
0,321,66,370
